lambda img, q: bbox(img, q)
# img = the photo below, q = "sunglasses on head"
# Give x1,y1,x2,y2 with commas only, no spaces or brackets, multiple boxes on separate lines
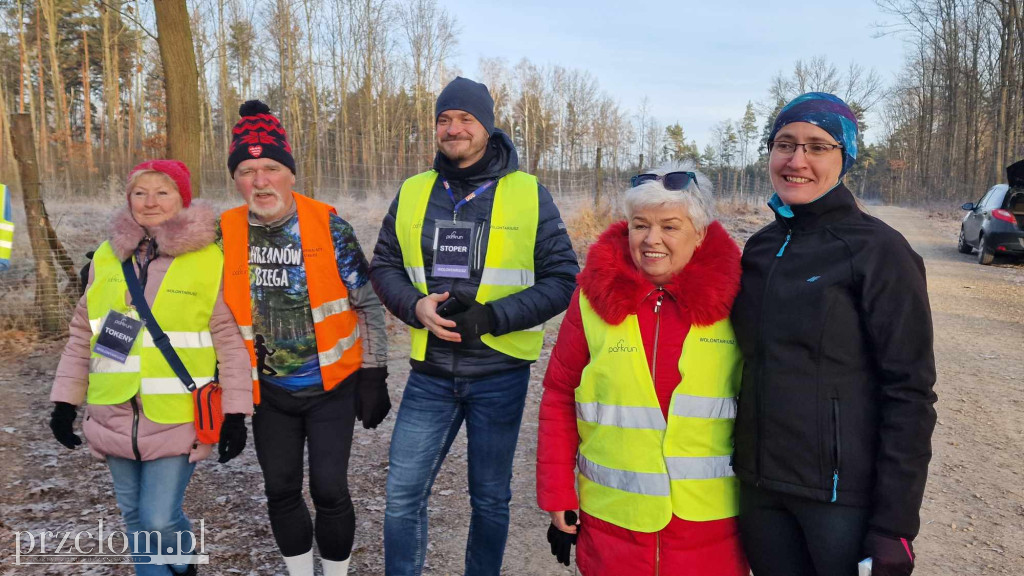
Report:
630,171,699,191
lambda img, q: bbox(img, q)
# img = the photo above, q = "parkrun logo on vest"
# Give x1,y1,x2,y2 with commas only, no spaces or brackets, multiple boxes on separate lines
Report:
607,339,638,353
699,337,736,345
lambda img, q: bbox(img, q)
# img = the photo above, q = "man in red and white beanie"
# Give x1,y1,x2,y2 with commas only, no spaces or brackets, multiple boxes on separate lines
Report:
227,101,296,176
219,101,390,576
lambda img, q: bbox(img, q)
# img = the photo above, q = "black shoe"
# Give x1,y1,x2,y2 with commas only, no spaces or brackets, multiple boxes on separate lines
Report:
171,565,197,576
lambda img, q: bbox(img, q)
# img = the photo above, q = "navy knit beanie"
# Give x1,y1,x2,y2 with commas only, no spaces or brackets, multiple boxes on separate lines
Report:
435,77,495,135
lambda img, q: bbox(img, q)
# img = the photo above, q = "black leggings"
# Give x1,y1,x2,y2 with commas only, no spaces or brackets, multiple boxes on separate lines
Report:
738,482,870,576
252,382,356,561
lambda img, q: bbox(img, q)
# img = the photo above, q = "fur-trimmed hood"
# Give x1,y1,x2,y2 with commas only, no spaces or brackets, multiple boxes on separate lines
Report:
107,199,218,260
577,220,741,327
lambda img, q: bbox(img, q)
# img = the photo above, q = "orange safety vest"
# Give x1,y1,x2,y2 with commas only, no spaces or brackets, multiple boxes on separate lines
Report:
221,192,362,404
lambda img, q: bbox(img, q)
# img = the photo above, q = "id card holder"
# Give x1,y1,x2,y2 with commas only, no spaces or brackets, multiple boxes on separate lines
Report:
93,310,144,363
431,221,475,279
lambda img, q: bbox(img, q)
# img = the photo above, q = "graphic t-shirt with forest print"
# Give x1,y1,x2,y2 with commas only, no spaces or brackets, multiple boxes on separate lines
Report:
246,210,369,392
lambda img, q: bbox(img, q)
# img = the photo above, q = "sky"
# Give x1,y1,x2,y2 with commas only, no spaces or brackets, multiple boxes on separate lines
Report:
441,0,909,149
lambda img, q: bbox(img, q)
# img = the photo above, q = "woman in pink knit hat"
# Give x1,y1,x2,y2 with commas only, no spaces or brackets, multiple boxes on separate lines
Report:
49,160,252,576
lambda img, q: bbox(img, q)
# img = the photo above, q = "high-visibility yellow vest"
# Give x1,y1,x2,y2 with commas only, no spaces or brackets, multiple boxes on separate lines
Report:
395,170,544,362
575,292,742,532
85,241,222,424
221,192,362,405
0,184,12,270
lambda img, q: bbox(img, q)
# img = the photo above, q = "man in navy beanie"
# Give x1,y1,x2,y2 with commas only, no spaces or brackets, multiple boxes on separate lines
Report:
371,77,579,575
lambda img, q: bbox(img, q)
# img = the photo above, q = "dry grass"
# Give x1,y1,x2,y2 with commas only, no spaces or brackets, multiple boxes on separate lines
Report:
565,198,618,264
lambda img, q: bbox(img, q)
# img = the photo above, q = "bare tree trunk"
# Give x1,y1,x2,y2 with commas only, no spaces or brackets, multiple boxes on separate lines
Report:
154,0,202,196
82,28,95,176
35,4,49,176
17,0,27,114
39,0,73,157
0,80,16,180
10,114,63,333
217,0,233,192
100,0,123,167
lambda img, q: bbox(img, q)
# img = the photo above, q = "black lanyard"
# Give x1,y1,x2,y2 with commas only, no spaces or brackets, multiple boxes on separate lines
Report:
441,178,495,222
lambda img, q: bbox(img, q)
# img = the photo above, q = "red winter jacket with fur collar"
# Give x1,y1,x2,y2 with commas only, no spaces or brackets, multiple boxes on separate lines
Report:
536,219,748,575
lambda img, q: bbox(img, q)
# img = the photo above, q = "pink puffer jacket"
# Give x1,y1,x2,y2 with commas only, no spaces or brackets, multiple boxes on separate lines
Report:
50,200,252,463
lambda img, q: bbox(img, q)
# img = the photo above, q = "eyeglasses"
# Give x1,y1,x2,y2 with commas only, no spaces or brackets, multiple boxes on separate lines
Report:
630,171,699,191
768,141,843,157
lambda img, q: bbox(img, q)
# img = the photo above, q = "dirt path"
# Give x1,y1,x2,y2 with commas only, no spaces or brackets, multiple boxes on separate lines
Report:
1,205,1021,575
866,206,1024,575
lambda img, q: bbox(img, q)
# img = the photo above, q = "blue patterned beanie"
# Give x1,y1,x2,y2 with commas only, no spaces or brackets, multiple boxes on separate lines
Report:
768,92,858,178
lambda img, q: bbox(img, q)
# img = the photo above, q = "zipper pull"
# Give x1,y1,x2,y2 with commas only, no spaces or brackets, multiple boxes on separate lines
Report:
776,231,792,258
654,293,664,314
831,470,839,503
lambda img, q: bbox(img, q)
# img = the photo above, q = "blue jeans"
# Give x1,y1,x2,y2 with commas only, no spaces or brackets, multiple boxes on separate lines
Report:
384,367,530,576
107,455,197,576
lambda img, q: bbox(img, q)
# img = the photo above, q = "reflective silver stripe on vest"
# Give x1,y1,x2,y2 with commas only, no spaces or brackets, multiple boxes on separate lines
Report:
318,327,360,366
89,320,213,349
142,331,214,349
576,402,666,430
405,266,427,285
250,367,259,381
480,268,534,287
665,455,736,480
90,355,141,373
0,240,10,250
141,376,216,395
671,395,738,419
0,222,13,232
311,297,351,323
239,325,255,340
578,453,670,497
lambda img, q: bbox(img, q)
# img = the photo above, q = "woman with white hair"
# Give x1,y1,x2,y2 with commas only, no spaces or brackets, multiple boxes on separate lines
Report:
535,165,749,575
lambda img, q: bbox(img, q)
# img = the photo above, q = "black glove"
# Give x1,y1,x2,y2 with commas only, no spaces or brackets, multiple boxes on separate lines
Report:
217,413,247,463
354,367,391,429
447,292,495,342
546,510,578,566
864,530,915,576
49,402,82,449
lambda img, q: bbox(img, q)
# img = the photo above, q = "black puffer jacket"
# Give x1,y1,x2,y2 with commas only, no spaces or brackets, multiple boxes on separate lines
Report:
731,184,937,540
369,130,579,378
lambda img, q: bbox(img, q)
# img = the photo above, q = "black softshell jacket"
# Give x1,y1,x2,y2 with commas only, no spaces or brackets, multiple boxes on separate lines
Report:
369,131,579,378
731,184,937,539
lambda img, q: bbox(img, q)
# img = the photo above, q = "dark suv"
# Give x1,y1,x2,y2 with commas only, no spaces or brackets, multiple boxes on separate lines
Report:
958,161,1024,265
